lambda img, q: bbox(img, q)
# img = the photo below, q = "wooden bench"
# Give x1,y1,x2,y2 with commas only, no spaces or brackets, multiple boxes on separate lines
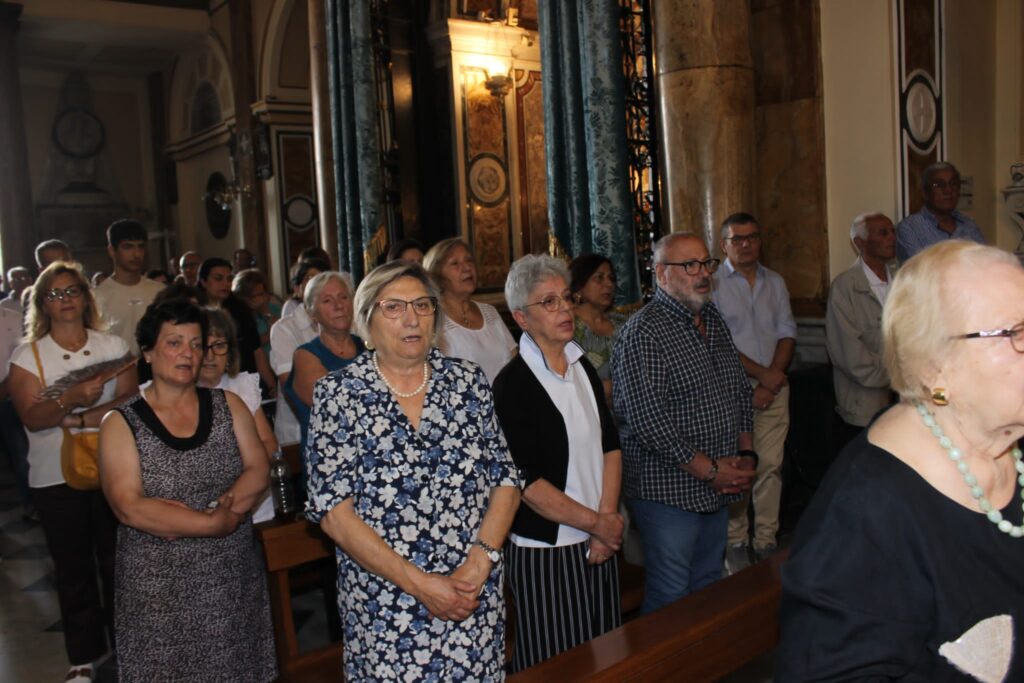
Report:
509,551,787,682
255,515,342,683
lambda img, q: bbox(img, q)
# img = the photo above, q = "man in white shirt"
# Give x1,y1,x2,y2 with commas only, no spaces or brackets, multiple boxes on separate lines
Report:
94,220,166,355
826,212,897,449
712,213,797,571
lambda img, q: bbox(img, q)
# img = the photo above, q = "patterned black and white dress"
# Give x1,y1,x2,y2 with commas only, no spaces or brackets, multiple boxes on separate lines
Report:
114,388,277,682
306,349,522,681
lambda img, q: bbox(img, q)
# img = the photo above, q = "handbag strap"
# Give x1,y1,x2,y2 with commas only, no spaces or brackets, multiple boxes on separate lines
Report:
30,341,47,388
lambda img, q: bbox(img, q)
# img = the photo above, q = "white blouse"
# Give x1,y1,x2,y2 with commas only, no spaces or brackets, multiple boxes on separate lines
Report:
438,302,516,384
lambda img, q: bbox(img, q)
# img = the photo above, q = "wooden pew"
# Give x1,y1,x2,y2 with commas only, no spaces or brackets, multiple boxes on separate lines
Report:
509,551,787,682
255,514,342,683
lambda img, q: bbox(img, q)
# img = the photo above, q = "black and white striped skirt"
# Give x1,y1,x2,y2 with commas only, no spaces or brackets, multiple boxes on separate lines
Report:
506,540,622,672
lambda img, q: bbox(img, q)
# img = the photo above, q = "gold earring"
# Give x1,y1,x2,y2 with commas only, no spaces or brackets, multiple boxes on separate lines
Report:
364,339,374,351
931,387,949,406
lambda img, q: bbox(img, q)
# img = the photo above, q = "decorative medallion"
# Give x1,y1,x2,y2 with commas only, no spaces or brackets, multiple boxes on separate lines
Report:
901,71,940,152
52,109,105,159
283,195,317,230
468,154,508,207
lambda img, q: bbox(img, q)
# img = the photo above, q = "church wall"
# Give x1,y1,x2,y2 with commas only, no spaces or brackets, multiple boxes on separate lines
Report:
946,1,998,246
945,0,1021,254
18,67,158,276
819,0,899,282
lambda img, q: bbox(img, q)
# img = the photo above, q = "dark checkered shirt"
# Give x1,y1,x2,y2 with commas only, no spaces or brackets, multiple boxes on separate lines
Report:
611,288,753,512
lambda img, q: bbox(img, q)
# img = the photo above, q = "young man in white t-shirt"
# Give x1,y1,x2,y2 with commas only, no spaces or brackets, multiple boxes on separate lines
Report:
94,219,166,356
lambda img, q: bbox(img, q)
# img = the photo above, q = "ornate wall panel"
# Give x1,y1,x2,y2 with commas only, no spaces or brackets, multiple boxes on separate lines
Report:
895,0,945,217
514,68,550,255
461,64,512,291
276,130,320,267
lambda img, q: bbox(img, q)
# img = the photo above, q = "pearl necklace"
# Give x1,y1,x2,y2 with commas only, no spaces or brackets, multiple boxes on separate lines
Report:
916,402,1024,537
372,352,429,398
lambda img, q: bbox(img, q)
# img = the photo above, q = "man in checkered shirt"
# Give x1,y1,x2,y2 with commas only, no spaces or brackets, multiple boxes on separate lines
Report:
612,232,756,615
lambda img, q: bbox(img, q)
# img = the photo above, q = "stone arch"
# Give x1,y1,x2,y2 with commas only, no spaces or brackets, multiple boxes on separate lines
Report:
168,34,236,143
259,0,311,103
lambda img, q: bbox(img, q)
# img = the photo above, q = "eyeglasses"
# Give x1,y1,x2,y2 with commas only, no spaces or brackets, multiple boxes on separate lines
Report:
953,322,1024,353
205,341,230,356
376,296,438,318
45,286,84,302
726,233,762,246
930,179,962,192
524,292,581,312
660,258,721,276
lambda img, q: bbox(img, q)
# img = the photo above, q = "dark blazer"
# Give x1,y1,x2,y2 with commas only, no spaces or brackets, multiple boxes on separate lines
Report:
492,349,620,545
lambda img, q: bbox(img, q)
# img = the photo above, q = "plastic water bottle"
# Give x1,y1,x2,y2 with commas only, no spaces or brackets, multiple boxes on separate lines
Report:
269,450,295,520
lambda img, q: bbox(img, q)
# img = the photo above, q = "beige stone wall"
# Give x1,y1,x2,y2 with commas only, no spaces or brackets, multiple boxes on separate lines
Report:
819,0,899,282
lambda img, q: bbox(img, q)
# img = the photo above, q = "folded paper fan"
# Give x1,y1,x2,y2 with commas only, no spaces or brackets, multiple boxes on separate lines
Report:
938,614,1014,683
39,353,138,399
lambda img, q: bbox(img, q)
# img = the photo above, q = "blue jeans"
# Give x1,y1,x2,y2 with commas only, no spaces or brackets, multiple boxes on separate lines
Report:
628,498,728,614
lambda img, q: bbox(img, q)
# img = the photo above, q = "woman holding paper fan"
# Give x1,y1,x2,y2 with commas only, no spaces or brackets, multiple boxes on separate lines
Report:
8,261,138,683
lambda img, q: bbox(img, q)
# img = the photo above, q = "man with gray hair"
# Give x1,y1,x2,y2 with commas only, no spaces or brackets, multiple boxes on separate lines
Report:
896,161,984,262
826,212,897,449
612,232,755,614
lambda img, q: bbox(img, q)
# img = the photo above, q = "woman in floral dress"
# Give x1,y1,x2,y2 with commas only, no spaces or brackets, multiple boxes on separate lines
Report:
305,261,522,681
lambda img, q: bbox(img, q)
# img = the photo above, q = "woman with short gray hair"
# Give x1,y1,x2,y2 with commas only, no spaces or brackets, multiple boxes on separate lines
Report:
283,271,364,451
493,254,624,671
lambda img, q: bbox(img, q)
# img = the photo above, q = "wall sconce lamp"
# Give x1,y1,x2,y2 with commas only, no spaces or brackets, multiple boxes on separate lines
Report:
477,7,533,99
484,71,513,98
204,171,251,212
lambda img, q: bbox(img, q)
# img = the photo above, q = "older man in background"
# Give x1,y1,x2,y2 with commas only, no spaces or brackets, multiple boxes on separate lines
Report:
178,250,202,286
712,213,796,573
896,162,984,262
612,232,755,614
826,212,897,451
34,239,71,272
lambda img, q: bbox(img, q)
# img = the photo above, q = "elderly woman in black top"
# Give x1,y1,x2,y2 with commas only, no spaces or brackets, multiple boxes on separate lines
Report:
493,254,624,672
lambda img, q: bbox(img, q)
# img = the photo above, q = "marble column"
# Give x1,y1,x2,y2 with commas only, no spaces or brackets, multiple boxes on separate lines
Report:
653,0,755,249
308,0,339,265
0,2,35,273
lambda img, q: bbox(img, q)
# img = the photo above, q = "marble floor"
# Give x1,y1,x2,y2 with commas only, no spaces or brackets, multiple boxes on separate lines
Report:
0,457,114,682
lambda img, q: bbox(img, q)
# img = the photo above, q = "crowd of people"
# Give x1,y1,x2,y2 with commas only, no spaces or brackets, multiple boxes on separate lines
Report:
1,158,1021,681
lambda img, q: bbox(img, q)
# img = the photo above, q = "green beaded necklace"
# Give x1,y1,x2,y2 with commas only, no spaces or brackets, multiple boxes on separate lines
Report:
916,402,1024,537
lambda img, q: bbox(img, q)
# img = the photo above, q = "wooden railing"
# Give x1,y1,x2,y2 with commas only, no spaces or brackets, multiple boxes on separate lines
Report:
509,551,786,682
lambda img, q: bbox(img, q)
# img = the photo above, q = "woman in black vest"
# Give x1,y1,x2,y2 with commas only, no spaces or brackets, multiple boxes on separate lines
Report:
493,254,624,672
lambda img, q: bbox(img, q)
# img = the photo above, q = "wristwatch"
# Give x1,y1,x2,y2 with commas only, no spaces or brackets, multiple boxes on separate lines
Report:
474,539,501,564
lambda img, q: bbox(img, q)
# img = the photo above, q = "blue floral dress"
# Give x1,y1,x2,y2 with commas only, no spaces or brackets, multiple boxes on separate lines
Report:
305,348,522,682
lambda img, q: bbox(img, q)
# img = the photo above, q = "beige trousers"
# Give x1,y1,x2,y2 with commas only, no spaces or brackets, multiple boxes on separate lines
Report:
728,383,789,550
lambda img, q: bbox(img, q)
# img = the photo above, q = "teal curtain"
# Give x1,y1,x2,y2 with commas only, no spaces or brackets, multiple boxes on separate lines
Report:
325,0,384,281
539,0,639,303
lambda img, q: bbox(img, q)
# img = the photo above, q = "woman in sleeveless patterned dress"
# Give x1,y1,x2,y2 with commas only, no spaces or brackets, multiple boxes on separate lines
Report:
99,301,276,682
